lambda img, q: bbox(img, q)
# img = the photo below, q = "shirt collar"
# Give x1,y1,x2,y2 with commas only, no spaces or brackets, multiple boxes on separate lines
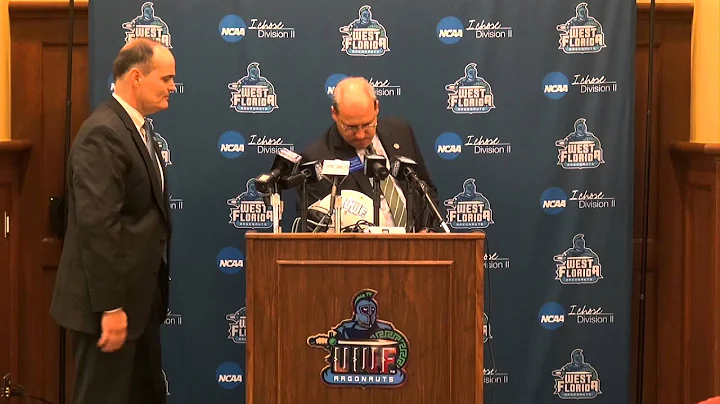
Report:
112,93,145,133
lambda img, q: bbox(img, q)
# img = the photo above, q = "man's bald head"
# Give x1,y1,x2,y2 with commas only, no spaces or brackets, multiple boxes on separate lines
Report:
111,39,176,116
332,77,377,115
331,77,379,150
112,38,167,80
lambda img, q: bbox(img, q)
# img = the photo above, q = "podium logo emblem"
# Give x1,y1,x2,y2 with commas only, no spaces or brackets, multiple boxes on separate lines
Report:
307,289,409,387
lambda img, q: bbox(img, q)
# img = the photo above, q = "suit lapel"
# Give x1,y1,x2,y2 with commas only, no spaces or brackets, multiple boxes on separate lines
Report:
330,125,374,197
106,98,168,222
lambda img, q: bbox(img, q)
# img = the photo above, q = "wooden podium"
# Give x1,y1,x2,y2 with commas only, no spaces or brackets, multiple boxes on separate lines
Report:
245,232,485,404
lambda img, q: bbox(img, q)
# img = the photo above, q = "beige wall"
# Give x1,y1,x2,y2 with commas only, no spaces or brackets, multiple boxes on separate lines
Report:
2,0,715,142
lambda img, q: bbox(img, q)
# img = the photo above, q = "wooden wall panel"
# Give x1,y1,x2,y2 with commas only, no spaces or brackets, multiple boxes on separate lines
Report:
667,143,720,403
0,140,31,394
631,5,692,404
9,3,88,403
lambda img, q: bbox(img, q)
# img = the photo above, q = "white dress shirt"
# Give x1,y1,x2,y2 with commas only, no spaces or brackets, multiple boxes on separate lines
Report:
112,93,165,192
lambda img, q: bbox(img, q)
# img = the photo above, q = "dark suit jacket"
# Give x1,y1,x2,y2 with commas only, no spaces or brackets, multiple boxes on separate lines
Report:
50,97,171,341
299,117,440,232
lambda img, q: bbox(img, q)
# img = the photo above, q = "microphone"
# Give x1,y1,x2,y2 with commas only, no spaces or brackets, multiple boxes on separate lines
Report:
363,148,388,227
280,160,322,190
255,148,302,193
313,160,350,233
281,160,322,233
364,155,389,180
389,155,451,233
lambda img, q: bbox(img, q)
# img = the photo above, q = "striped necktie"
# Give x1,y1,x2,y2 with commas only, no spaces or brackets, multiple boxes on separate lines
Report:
367,144,406,227
142,119,162,184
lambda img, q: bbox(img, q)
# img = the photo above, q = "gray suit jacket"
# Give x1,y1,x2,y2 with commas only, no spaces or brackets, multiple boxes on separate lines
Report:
50,97,171,340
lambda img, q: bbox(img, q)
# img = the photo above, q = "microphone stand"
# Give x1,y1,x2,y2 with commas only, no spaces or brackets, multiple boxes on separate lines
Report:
404,181,413,233
372,179,380,227
404,169,450,233
333,191,343,233
269,184,282,233
312,176,340,233
299,178,308,233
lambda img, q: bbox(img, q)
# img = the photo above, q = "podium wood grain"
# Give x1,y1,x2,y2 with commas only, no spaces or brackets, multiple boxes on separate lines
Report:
245,233,485,404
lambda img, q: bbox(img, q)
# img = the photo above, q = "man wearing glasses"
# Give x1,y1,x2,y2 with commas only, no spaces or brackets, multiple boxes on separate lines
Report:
299,76,439,232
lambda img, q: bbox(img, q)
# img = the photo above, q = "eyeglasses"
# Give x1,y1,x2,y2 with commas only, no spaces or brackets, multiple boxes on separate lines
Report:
339,122,378,133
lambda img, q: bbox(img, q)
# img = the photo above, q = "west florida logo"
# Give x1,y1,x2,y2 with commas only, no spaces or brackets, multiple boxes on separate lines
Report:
227,178,272,229
444,178,494,230
228,62,278,114
339,5,390,56
553,234,603,285
446,63,495,114
307,289,409,387
552,349,602,399
122,2,172,48
556,118,604,169
226,307,246,344
146,118,171,167
556,2,606,54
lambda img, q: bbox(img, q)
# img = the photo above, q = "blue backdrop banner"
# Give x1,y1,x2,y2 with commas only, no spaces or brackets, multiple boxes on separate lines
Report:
89,0,635,402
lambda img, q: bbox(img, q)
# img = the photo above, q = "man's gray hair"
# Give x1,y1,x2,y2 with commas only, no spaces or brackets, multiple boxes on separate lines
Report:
332,76,377,113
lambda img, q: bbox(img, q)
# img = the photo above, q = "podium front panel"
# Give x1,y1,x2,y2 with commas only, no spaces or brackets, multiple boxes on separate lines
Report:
246,233,485,404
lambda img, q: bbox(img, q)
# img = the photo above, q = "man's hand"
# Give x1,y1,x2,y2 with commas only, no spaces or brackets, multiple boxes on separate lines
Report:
98,309,127,352
418,228,434,233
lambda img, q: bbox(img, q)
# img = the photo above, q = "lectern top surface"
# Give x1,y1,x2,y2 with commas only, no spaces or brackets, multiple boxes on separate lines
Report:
245,232,486,240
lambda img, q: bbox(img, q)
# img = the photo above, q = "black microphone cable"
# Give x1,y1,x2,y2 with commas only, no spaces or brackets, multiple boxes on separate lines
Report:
636,0,656,402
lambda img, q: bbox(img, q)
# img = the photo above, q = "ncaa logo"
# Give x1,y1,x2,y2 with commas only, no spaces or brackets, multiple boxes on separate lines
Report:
217,247,245,275
216,361,244,389
218,131,246,159
435,132,462,160
542,72,569,99
108,74,115,92
539,302,566,330
219,15,246,42
437,16,464,45
541,187,568,215
324,73,348,99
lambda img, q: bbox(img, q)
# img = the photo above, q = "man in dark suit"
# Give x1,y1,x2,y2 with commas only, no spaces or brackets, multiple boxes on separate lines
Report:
49,38,175,404
299,76,440,232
